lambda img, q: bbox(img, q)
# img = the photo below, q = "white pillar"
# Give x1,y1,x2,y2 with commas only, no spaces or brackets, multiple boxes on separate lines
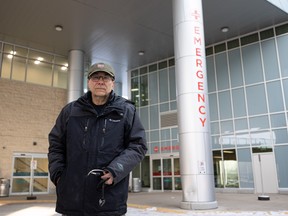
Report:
172,0,217,210
67,50,84,103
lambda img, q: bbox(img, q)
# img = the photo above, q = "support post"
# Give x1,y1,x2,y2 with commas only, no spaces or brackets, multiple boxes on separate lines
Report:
172,0,218,210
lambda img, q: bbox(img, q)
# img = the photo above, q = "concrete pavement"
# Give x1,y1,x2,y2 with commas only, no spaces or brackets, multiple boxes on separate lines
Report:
0,192,287,215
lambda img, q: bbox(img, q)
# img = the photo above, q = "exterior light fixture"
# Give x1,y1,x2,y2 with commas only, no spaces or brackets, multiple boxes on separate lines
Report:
55,25,63,32
138,51,145,56
221,27,229,33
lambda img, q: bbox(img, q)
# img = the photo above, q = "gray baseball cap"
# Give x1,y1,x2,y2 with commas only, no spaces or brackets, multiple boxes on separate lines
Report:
88,63,115,79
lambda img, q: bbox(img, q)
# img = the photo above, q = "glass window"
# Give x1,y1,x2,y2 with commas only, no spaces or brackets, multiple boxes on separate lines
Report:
160,103,169,112
152,159,162,190
150,130,160,142
221,134,236,149
170,101,177,110
277,35,288,77
237,148,254,188
53,65,68,89
270,113,286,128
131,77,139,106
228,49,243,87
232,88,247,117
213,150,224,187
152,159,161,176
235,133,250,147
131,69,138,77
174,158,181,190
218,90,232,119
211,122,220,135
161,141,171,154
26,60,53,86
169,67,176,101
274,145,288,187
159,69,169,103
171,140,179,153
215,53,229,90
28,50,54,64
220,120,234,134
54,56,68,67
161,129,170,140
234,118,248,133
283,79,288,107
209,93,219,121
1,44,14,78
150,142,160,154
250,130,272,146
211,135,221,149
246,84,267,115
15,46,28,58
139,107,149,130
207,56,216,92
273,128,288,144
140,75,148,106
163,159,172,177
242,43,264,85
11,56,26,81
223,149,239,188
149,72,158,105
171,127,178,140
140,66,147,75
141,156,150,187
261,39,280,80
266,81,284,112
249,115,269,130
150,105,159,130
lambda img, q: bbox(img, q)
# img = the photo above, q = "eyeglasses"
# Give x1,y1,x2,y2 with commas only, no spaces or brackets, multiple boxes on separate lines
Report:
89,75,113,82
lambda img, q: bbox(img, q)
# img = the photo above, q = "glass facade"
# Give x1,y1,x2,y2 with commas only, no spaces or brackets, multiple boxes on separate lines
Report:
0,41,68,88
130,22,288,192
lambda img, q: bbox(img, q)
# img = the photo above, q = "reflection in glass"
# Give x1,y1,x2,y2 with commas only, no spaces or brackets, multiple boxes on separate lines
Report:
27,60,52,86
153,178,161,190
238,148,254,188
152,160,161,176
213,149,239,188
163,177,172,190
223,149,239,188
163,159,172,176
131,77,139,106
140,75,148,106
53,64,68,89
174,158,182,190
11,178,30,193
213,150,224,187
12,56,26,81
141,156,150,187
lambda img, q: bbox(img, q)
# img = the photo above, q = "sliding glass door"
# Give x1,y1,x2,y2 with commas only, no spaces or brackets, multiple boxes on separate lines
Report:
11,153,49,195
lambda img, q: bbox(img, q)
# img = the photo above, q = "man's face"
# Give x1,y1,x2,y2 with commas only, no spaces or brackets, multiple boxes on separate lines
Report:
88,72,114,97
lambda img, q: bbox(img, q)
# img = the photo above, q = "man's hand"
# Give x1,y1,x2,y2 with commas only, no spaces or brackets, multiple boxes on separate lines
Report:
101,170,114,185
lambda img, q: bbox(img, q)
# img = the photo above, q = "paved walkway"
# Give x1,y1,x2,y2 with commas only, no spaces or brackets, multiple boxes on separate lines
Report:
0,192,287,215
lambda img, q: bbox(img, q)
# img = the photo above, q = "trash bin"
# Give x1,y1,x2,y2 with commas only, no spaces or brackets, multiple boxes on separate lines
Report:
0,178,10,197
132,178,142,192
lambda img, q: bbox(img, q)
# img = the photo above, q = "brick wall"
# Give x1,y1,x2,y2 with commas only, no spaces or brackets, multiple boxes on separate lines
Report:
0,78,67,184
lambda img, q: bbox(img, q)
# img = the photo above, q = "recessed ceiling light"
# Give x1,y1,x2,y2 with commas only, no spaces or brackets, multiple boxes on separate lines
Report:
55,25,63,32
138,51,145,56
221,27,229,33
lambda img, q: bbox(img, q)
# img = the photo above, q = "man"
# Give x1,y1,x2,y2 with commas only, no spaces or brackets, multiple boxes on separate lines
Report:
48,62,147,216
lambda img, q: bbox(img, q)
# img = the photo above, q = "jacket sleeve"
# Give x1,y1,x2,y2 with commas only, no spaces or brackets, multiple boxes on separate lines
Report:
105,105,147,184
48,103,72,186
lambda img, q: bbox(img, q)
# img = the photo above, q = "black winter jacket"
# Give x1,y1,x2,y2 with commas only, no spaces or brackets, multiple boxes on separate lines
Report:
48,91,147,216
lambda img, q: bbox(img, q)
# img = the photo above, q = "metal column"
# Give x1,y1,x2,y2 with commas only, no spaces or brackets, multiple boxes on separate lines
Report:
67,49,84,103
172,0,218,210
